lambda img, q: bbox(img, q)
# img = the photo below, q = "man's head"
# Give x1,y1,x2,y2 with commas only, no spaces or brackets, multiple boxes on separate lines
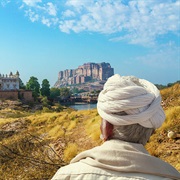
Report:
97,74,165,145
100,118,154,145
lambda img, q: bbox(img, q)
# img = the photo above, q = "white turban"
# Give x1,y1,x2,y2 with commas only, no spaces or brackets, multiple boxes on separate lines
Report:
97,74,165,129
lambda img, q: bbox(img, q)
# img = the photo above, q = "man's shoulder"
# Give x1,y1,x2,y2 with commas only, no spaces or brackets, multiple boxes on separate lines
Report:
52,161,171,180
53,161,101,175
52,162,104,179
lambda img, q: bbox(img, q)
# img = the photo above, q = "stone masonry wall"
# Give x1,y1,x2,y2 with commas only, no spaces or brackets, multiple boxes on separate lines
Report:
0,91,18,100
0,90,33,102
19,91,34,102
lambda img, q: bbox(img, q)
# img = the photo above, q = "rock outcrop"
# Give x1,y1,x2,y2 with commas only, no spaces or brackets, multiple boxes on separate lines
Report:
54,62,114,88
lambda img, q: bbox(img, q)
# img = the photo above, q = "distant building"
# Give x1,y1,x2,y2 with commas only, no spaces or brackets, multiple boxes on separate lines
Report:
0,71,20,90
0,71,33,102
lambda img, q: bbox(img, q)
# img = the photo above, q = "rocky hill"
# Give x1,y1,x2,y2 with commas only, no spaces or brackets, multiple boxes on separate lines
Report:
54,62,114,88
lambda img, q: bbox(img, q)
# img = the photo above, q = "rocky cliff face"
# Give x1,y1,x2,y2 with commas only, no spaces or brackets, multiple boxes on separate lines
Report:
54,62,114,88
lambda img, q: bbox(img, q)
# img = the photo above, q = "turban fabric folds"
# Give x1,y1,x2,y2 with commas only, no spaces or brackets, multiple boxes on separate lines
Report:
97,74,165,129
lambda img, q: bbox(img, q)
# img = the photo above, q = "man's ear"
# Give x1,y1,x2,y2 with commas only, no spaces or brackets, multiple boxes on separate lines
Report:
151,129,155,135
101,119,114,141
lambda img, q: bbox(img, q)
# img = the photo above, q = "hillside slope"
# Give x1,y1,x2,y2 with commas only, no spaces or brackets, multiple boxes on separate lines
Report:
0,83,179,179
0,107,102,179
146,83,180,170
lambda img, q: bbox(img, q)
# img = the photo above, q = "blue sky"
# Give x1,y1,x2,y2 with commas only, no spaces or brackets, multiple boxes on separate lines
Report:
0,0,179,87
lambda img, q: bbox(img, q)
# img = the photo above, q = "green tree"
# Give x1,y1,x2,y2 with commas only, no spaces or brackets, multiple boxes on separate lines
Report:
26,76,40,99
41,96,50,107
71,87,80,94
40,79,50,97
19,78,26,89
71,87,86,94
59,87,71,99
50,88,60,99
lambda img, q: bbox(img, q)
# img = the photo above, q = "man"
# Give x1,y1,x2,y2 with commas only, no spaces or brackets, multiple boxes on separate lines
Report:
52,74,180,180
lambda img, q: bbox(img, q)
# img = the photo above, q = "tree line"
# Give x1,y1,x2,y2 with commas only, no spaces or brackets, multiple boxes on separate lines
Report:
21,76,179,102
20,76,71,101
155,80,180,90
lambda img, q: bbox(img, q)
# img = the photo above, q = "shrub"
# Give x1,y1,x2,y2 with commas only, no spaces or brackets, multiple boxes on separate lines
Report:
85,116,101,141
42,107,52,113
67,120,77,131
48,125,65,138
63,143,78,163
161,106,180,131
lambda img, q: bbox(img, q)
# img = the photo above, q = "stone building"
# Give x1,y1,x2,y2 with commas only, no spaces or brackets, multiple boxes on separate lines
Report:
0,71,33,102
0,71,20,90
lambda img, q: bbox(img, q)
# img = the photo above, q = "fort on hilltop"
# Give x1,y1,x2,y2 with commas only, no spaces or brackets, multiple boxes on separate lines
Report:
54,62,114,88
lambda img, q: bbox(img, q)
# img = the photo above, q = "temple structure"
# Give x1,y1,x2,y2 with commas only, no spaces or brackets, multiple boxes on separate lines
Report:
0,71,20,90
0,71,33,102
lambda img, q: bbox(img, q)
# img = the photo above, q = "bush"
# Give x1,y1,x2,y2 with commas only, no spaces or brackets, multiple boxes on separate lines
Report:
85,116,101,141
48,125,65,138
42,107,52,113
67,120,77,131
63,143,78,163
161,106,180,131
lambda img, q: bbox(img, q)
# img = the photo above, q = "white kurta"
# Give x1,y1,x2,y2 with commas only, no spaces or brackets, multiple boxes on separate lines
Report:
52,140,180,180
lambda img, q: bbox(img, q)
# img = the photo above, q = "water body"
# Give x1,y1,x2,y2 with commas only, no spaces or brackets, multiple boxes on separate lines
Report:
69,103,97,110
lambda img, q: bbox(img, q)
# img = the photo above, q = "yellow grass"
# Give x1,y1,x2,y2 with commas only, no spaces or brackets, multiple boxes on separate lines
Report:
48,125,65,138
63,143,78,163
85,116,101,141
67,120,77,131
161,106,180,131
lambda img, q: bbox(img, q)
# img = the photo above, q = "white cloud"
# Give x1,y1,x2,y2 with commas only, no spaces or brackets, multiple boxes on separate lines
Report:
46,2,57,16
41,16,51,27
51,17,59,25
23,0,41,7
22,0,57,16
62,10,75,18
59,20,75,33
1,0,10,7
59,0,180,46
20,1,58,27
25,9,39,22
2,0,179,46
65,0,91,9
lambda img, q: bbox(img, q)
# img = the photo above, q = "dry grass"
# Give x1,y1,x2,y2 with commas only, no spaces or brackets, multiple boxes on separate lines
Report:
85,116,101,141
161,106,180,131
0,106,102,179
48,125,65,138
63,143,78,163
146,83,180,171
